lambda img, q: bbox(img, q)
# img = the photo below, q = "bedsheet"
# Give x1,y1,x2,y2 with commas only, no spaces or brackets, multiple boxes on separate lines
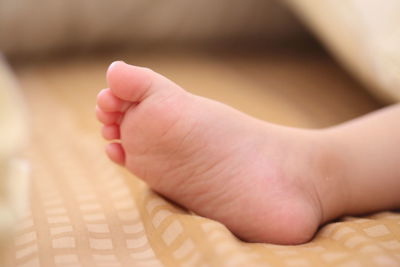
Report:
7,51,399,267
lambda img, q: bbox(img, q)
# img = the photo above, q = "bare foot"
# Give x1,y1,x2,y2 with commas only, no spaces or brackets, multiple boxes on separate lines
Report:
96,61,346,244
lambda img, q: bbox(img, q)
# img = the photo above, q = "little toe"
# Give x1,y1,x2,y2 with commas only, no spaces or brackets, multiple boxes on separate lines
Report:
106,142,125,165
95,106,122,125
102,125,120,140
97,88,131,112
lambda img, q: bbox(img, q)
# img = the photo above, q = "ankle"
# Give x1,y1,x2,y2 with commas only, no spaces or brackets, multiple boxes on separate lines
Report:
310,129,350,223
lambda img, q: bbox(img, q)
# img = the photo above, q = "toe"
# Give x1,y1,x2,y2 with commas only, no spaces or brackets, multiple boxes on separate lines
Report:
97,88,131,112
106,142,125,165
107,61,178,102
102,125,120,140
95,106,122,125
107,61,153,102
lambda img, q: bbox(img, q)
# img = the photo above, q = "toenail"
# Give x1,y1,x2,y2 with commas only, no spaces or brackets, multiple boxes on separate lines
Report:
109,60,126,70
97,88,108,98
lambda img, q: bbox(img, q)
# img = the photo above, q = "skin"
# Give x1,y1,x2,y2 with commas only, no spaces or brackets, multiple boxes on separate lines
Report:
96,61,400,245
324,105,400,215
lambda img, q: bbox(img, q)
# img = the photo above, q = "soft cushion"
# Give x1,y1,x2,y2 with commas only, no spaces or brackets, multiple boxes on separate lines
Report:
287,0,400,102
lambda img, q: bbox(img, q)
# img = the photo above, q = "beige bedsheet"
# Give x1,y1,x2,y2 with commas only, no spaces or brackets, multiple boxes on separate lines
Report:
6,49,400,266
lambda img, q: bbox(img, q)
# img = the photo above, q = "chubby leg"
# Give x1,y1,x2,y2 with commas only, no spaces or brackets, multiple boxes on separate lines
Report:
325,104,400,215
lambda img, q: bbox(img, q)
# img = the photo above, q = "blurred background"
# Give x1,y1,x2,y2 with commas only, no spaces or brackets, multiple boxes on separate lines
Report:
1,0,398,266
0,0,312,56
0,0,383,126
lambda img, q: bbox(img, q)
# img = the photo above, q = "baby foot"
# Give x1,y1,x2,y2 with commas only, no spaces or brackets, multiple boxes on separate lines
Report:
96,61,346,244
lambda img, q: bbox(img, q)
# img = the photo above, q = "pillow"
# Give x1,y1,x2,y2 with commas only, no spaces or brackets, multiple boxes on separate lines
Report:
0,56,29,239
286,0,400,102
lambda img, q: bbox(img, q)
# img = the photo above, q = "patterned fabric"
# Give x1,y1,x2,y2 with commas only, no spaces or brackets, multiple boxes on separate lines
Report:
6,53,400,267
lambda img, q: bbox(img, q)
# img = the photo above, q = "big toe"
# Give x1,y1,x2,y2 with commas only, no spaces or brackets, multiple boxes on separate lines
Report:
107,61,178,103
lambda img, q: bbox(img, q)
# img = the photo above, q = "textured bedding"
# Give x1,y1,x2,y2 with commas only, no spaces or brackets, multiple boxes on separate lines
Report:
5,51,399,267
